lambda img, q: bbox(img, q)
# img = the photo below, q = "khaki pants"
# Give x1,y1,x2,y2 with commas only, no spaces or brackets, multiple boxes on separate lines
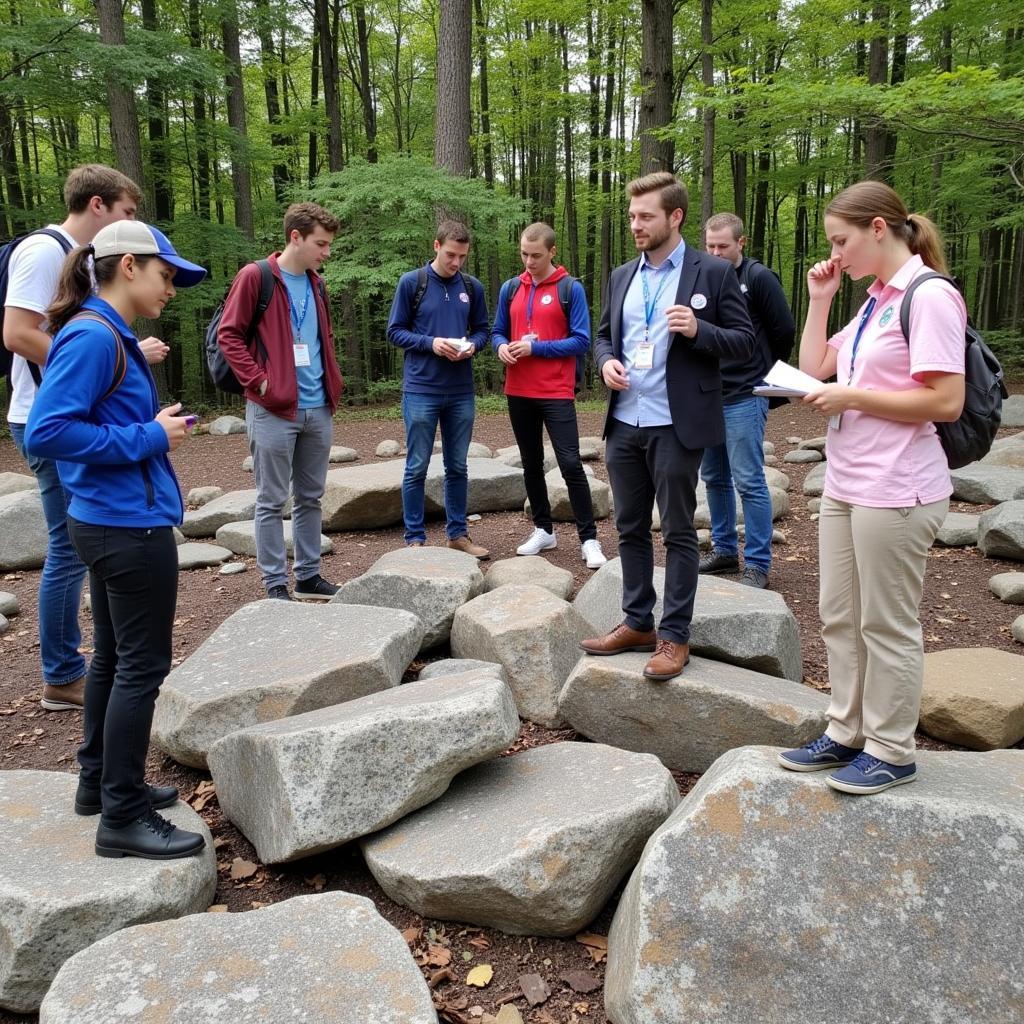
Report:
818,494,948,765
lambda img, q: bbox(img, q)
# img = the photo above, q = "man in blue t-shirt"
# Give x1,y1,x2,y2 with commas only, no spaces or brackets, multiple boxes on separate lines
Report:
386,221,491,557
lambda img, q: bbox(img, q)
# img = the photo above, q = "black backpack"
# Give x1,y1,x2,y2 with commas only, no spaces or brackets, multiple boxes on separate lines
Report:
500,274,587,392
0,228,74,386
409,265,477,319
899,272,1008,469
205,260,276,394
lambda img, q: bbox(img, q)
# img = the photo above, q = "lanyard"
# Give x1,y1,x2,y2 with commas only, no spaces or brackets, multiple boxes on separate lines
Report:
846,296,877,384
641,262,672,340
286,275,312,337
525,281,538,332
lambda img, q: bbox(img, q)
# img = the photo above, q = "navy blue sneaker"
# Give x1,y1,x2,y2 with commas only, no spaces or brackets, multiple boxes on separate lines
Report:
826,752,917,795
778,734,863,772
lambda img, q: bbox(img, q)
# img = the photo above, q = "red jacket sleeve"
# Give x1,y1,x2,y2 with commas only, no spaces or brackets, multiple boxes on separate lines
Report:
216,264,266,392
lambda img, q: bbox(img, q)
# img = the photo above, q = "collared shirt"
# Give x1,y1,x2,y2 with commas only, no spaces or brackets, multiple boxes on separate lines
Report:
824,253,966,508
612,238,686,429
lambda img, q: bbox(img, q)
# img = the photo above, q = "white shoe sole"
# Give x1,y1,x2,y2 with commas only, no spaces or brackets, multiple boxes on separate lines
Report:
777,753,856,772
40,698,84,712
825,772,916,795
292,591,335,602
517,539,557,556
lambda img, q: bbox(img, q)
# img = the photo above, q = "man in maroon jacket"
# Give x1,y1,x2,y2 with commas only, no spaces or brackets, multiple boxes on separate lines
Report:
217,202,344,601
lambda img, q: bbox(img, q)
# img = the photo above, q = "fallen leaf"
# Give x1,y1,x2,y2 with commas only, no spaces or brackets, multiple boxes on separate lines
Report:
402,927,422,945
466,964,493,988
561,971,600,993
494,1006,524,1024
229,857,258,880
429,966,456,989
462,951,474,962
206,904,229,913
468,935,491,950
574,932,607,951
518,973,550,1006
428,944,453,966
572,1000,590,1014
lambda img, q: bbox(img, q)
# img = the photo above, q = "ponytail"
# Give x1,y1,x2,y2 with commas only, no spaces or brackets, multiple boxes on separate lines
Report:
46,245,95,334
905,213,950,277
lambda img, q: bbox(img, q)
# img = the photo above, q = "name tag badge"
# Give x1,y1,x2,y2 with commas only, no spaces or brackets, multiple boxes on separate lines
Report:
828,413,842,432
293,343,311,367
635,341,655,370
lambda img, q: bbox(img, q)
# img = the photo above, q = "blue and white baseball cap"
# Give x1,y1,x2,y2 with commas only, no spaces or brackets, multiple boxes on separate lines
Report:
92,221,207,288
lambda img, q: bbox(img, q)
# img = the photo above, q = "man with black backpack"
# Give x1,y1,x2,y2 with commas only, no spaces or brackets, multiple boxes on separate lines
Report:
492,222,606,569
699,212,796,589
217,202,344,602
2,164,146,712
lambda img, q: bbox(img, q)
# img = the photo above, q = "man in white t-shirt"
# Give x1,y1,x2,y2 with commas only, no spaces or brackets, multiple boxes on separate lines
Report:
2,164,155,712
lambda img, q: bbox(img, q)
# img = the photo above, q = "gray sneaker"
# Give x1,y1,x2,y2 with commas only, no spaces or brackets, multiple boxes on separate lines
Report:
740,565,769,589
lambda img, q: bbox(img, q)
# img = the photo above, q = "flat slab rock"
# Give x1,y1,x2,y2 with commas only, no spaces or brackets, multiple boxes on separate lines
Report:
989,572,1024,604
978,500,1024,560
151,600,424,768
38,892,437,1024
0,489,47,571
332,546,483,650
180,489,258,538
483,555,574,600
209,671,519,863
418,657,506,682
574,559,802,682
176,542,233,569
207,414,246,435
559,652,827,772
451,584,591,727
363,742,679,937
215,519,332,558
1000,393,1024,428
0,471,36,498
605,745,1024,1024
935,511,980,547
919,646,1024,749
525,466,611,521
951,464,1024,504
0,770,216,1013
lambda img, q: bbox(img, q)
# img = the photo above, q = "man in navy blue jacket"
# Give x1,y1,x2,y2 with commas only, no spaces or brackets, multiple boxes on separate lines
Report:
386,221,491,557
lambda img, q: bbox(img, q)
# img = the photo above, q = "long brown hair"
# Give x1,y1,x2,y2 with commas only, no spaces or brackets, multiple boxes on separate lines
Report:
826,180,949,277
46,247,155,334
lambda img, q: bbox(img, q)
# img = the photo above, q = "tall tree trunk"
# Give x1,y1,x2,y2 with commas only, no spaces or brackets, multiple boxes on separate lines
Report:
187,0,210,220
863,2,890,179
309,26,321,182
255,0,290,199
95,0,145,199
221,0,254,239
355,4,378,162
639,0,674,174
0,102,27,232
315,0,343,172
474,0,494,187
583,6,601,306
435,0,472,178
699,0,715,233
599,17,616,298
559,22,579,277
141,0,171,221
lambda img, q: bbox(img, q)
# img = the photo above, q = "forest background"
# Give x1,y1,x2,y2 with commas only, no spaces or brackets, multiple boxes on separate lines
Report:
1,0,1022,410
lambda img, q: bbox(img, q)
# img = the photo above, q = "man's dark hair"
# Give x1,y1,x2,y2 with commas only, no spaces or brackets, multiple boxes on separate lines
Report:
436,220,472,245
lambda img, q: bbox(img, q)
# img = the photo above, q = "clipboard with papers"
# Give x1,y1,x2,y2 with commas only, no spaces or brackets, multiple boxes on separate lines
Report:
752,361,824,399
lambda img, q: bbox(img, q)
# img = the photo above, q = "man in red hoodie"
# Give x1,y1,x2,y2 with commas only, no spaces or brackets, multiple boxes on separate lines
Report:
217,202,344,602
492,223,607,569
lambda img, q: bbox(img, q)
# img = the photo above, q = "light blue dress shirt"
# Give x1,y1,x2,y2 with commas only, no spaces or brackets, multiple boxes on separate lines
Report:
612,238,686,429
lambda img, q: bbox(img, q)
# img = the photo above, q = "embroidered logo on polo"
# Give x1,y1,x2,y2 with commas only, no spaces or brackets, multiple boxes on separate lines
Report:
878,305,895,327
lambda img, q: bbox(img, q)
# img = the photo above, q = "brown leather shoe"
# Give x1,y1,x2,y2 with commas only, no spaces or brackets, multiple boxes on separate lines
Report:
40,676,86,712
643,639,690,681
580,622,657,656
447,535,489,560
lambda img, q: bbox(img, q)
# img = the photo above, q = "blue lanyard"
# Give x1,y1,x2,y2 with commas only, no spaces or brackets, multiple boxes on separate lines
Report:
525,282,538,332
641,262,672,339
847,296,877,383
287,275,312,337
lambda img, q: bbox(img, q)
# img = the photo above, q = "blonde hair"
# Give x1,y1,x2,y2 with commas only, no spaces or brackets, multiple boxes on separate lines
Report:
626,172,689,218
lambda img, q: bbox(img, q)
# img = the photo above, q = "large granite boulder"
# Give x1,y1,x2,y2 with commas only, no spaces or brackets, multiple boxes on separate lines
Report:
215,520,333,557
1000,393,1024,428
180,489,258,538
526,466,611,521
152,600,424,768
605,745,1024,1024
693,485,788,529
322,460,407,530
0,770,215,1013
417,657,505,682
209,671,519,863
451,584,591,726
332,546,483,650
919,647,1024,749
424,455,527,517
494,444,556,472
207,414,246,435
38,892,438,1024
989,572,1024,604
951,465,1024,504
186,485,223,507
574,559,802,681
0,471,36,498
559,652,827,772
935,511,980,547
802,461,827,496
483,555,574,600
363,742,679,937
978,500,1024,560
982,444,1024,470
0,489,47,570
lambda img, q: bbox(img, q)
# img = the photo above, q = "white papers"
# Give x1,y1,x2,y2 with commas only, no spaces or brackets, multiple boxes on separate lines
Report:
752,361,824,399
450,337,474,354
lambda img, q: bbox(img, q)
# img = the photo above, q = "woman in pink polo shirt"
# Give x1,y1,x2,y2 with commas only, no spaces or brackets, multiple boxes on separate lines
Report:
779,180,966,794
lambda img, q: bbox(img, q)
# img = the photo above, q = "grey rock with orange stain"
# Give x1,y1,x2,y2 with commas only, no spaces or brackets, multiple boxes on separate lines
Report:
0,770,215,1014
209,672,520,863
451,585,592,727
574,559,802,682
331,546,484,650
38,892,437,1024
605,745,1024,1024
482,556,574,600
558,653,827,772
919,647,1024,749
363,742,679,937
151,600,424,768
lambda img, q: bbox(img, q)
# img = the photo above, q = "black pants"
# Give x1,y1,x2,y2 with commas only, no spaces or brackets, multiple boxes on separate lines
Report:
507,395,596,541
68,519,178,826
604,419,702,644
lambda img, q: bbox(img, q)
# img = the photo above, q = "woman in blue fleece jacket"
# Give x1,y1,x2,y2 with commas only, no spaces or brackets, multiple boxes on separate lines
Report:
25,220,208,861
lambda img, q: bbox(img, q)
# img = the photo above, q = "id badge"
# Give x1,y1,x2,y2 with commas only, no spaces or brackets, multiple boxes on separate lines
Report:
828,413,842,432
635,341,655,370
293,343,311,367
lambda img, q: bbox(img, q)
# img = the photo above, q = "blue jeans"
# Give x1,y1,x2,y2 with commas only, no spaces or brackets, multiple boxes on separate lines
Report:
699,395,772,573
401,391,475,544
10,421,88,686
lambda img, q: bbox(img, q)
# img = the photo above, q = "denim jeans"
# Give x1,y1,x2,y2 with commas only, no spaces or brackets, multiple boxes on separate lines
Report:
68,519,178,826
401,391,475,544
699,396,772,573
10,421,88,685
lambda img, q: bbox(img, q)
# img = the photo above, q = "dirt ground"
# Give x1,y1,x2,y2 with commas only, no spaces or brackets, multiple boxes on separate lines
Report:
1,401,1022,1024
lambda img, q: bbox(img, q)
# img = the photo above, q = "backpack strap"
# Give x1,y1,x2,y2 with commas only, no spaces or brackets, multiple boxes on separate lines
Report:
410,266,429,320
898,271,959,345
246,259,275,362
68,312,129,401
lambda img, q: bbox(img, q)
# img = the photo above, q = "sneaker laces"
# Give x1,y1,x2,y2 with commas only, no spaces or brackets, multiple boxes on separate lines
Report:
806,735,836,755
654,638,676,657
848,752,882,773
141,809,176,838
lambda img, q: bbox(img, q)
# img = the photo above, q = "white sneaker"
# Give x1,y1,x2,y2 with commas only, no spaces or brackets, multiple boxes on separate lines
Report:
581,538,607,569
517,528,557,556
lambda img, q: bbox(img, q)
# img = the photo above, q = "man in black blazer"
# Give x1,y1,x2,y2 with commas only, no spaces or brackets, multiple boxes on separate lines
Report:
580,172,754,680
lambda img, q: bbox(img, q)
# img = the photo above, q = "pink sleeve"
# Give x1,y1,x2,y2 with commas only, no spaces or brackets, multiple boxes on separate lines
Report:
826,311,859,352
907,280,967,381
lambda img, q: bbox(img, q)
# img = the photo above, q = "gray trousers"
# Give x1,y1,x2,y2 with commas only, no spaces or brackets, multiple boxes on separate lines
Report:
245,402,333,590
